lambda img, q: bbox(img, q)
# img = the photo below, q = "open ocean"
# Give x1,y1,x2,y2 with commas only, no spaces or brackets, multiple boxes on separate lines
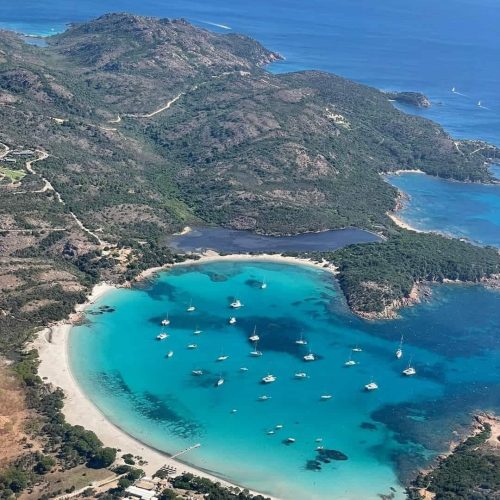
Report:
2,1,499,498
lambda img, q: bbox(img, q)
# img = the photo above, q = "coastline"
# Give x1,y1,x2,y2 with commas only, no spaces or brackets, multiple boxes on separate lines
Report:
33,253,339,500
136,249,338,282
386,212,423,233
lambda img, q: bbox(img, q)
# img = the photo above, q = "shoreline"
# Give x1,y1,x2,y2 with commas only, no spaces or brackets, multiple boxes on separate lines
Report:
136,250,338,282
34,253,340,500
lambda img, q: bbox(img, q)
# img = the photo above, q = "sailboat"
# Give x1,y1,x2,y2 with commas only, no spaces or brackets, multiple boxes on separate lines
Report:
217,352,229,361
477,100,482,107
215,376,224,387
352,345,363,352
192,369,203,376
161,314,170,326
187,299,195,312
166,351,174,358
295,332,308,346
260,279,267,289
229,316,237,325
193,325,202,335
156,332,168,340
402,358,416,376
249,325,260,342
395,335,403,359
451,86,456,92
344,352,357,366
258,395,271,401
320,394,333,400
250,341,263,357
187,343,198,349
295,372,307,379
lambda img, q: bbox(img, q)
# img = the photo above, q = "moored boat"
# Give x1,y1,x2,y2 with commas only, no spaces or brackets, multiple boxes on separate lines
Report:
262,374,277,384
230,298,243,309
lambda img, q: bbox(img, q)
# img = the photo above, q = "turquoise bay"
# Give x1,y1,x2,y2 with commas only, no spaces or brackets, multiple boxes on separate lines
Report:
70,260,500,500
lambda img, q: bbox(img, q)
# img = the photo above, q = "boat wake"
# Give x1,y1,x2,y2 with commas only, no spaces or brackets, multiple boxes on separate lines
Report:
197,20,231,30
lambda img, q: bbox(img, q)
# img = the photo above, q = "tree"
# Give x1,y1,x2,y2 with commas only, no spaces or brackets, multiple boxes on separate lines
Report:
34,454,56,474
87,447,116,469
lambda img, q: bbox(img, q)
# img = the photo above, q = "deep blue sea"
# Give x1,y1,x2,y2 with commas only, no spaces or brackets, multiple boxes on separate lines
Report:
3,1,499,498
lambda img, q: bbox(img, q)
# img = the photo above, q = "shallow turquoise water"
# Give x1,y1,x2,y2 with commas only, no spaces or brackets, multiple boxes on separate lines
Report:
70,260,500,499
386,172,500,247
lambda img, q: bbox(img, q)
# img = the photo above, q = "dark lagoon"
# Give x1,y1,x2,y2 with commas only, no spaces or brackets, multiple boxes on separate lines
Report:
169,227,382,253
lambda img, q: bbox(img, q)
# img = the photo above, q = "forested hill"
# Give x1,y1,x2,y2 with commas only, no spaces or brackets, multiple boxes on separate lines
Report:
0,12,499,342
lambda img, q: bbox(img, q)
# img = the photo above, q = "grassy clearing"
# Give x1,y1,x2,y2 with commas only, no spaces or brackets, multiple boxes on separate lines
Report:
0,166,26,182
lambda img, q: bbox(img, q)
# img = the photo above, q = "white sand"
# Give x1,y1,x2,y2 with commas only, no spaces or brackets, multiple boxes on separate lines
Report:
386,212,423,233
35,255,334,499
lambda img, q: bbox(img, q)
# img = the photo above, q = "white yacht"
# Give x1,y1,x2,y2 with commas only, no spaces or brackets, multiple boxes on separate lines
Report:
316,445,324,451
262,374,277,384
402,359,416,376
156,333,168,340
365,381,378,391
217,354,229,362
240,367,249,372
187,344,198,349
192,370,203,376
275,424,283,429
187,300,195,312
344,353,357,366
267,430,275,435
285,437,296,443
231,409,238,414
230,298,243,309
396,335,404,359
216,377,224,387
258,395,271,401
249,325,260,342
320,394,333,400
303,350,316,362
295,333,308,345
250,341,263,357
295,372,308,379
229,317,237,325
166,351,174,358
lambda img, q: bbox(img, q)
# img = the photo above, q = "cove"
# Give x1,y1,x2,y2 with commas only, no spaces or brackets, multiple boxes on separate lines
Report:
69,259,500,499
385,172,500,247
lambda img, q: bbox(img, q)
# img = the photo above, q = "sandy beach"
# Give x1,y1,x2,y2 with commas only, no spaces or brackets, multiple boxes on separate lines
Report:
386,212,423,232
136,250,338,283
34,253,337,499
